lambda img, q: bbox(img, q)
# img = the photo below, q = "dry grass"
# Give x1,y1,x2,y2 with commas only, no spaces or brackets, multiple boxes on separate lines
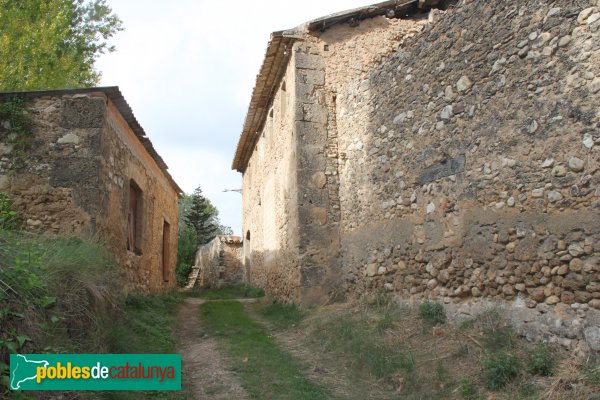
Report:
248,297,600,400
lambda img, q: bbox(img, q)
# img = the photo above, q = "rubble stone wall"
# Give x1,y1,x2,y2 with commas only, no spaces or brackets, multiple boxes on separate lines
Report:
242,57,302,302
302,0,600,353
0,93,179,291
192,236,243,289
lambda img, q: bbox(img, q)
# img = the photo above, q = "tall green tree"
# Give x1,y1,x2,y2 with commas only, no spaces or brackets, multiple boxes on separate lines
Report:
186,187,222,245
0,0,123,91
175,186,233,286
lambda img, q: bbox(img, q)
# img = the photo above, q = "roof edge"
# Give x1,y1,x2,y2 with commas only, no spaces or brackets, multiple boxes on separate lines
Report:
231,33,299,172
0,86,184,196
231,0,444,173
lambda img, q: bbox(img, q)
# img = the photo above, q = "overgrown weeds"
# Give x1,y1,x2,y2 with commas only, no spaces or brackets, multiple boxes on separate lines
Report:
583,356,600,384
483,351,519,390
0,228,121,396
107,292,183,354
312,309,415,382
525,343,555,376
419,301,446,325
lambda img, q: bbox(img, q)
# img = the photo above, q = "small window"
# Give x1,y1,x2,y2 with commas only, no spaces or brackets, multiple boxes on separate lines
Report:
162,220,171,282
246,230,251,240
127,180,143,255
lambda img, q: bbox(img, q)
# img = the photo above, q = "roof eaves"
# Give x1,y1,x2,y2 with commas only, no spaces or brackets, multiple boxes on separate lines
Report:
231,32,300,172
0,86,184,197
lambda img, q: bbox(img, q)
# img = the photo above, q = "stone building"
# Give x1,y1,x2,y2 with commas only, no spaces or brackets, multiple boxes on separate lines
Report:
233,0,600,350
0,87,182,291
185,235,244,289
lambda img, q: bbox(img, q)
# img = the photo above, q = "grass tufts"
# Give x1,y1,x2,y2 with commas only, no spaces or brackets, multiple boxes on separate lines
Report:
460,378,479,399
419,301,446,325
483,351,519,390
313,311,415,380
525,343,555,376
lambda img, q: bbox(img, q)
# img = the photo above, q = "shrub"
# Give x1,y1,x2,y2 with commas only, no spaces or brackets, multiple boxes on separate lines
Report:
419,301,446,325
483,351,519,390
526,343,555,376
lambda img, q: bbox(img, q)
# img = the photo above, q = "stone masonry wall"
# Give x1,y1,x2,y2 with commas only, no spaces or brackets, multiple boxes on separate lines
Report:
0,93,179,292
242,57,302,302
297,0,600,353
294,14,429,305
97,99,179,291
0,94,104,235
190,236,243,289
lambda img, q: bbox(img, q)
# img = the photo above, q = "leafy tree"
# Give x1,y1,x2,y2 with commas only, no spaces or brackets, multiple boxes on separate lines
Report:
0,0,123,91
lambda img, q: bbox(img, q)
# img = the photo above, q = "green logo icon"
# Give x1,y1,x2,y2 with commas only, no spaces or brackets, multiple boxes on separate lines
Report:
10,354,181,391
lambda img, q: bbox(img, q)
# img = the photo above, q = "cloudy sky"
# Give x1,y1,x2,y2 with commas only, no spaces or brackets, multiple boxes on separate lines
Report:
96,0,369,234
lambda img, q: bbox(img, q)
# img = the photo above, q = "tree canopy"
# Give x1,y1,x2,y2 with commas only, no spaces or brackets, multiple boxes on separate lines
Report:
0,0,123,91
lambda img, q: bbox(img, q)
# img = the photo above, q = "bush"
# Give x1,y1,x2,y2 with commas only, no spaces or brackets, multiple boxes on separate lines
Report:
483,351,519,390
526,343,555,376
419,301,446,325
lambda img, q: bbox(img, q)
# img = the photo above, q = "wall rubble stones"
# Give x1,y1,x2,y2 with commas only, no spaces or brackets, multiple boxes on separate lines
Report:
0,91,180,292
186,236,244,289
240,0,600,353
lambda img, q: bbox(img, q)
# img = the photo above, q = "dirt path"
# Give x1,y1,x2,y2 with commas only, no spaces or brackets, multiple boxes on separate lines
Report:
175,297,248,400
244,303,396,400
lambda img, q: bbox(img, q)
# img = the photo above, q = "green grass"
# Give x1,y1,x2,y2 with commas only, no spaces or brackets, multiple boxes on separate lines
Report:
460,378,480,399
201,300,327,400
108,293,183,353
189,284,265,300
257,300,305,329
0,230,121,396
102,292,187,400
